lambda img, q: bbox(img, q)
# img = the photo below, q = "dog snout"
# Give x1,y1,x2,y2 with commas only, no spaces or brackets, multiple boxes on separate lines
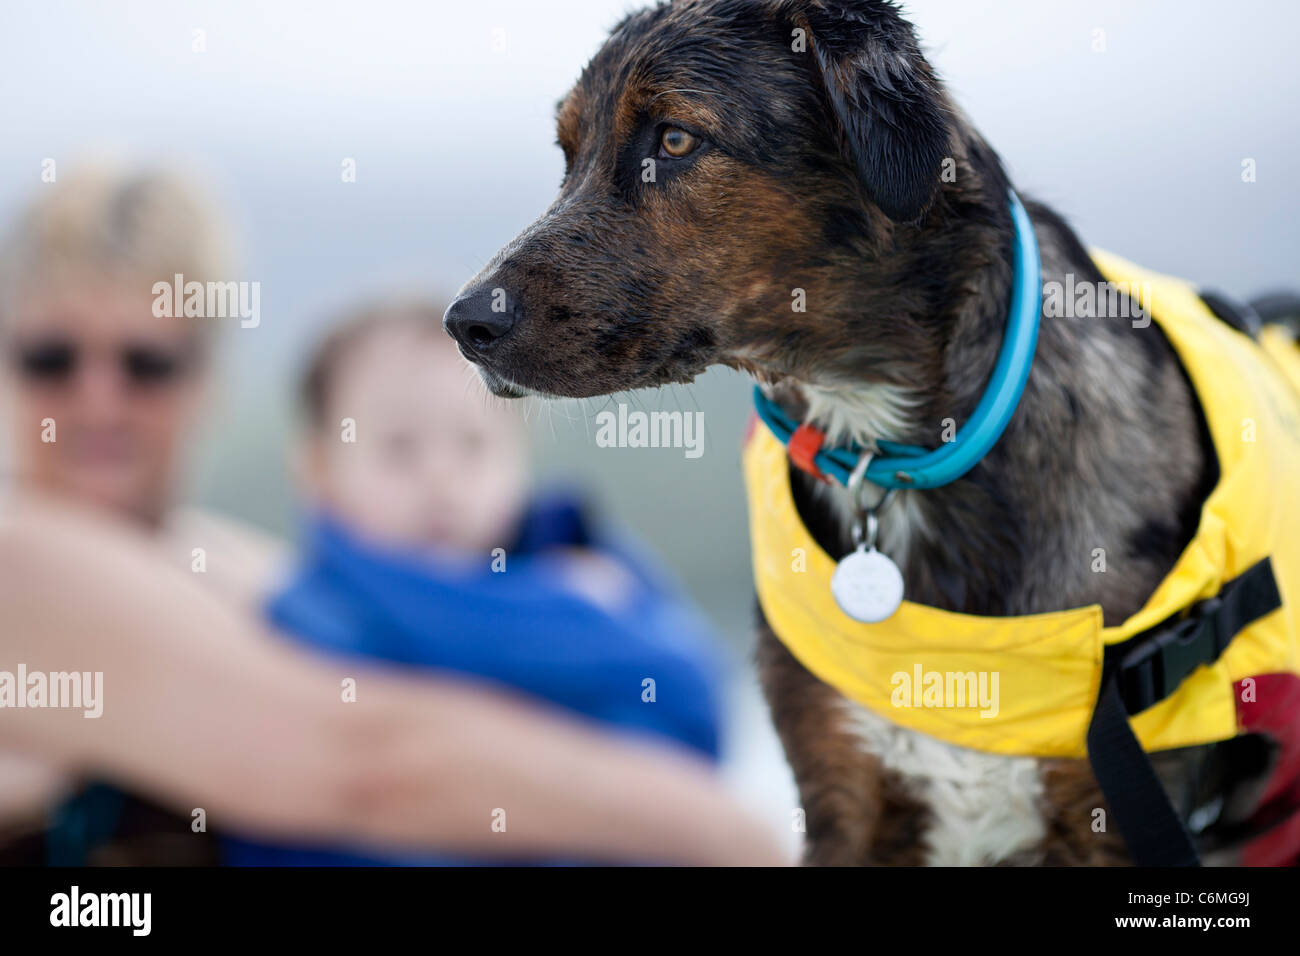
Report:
443,286,522,354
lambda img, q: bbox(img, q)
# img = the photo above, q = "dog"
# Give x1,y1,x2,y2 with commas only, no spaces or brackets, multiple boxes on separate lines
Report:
444,0,1294,865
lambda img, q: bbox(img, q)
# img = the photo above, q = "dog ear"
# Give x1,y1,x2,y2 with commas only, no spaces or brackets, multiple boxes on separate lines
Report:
798,1,951,222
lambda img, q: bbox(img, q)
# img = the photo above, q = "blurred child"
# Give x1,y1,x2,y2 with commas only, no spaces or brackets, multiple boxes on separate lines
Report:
224,302,723,865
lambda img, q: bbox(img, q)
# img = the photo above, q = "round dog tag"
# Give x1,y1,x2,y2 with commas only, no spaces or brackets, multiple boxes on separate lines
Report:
831,546,904,623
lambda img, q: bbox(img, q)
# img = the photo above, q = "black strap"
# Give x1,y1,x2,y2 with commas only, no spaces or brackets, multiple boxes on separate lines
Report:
1087,558,1282,866
1247,291,1300,332
1200,289,1264,338
1088,678,1198,865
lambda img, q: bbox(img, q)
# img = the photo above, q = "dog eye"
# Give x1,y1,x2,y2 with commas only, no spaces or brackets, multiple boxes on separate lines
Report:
659,126,699,159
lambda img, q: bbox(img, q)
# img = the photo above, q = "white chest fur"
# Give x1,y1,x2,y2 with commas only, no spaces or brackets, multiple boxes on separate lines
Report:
840,700,1047,865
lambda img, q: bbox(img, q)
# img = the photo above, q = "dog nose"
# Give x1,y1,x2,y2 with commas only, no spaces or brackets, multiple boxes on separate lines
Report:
443,288,521,353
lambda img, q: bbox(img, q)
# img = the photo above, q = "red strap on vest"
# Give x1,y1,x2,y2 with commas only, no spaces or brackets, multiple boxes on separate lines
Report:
1236,673,1300,865
788,423,831,483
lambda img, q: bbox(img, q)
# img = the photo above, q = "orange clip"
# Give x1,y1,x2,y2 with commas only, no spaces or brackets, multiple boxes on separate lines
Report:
788,423,830,483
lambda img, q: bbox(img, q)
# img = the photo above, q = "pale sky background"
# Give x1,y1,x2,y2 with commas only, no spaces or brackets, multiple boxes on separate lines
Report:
2,0,1297,842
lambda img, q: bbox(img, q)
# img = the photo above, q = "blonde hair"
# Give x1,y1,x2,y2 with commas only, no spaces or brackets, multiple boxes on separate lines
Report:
0,163,235,331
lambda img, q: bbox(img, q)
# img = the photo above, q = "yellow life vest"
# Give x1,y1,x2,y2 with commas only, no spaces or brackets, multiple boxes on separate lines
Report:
743,250,1300,759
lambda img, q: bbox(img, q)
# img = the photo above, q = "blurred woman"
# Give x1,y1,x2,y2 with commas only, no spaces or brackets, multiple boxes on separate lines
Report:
0,165,785,866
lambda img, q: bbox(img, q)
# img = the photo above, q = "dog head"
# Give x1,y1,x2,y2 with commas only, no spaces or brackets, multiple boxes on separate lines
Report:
446,0,992,400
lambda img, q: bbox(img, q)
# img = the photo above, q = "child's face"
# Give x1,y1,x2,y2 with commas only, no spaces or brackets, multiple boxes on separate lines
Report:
306,322,528,557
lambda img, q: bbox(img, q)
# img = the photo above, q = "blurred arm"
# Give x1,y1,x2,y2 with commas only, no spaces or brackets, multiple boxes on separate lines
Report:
159,506,291,611
0,498,785,865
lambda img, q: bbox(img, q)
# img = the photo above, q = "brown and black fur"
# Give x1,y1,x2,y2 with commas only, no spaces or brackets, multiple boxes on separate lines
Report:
445,0,1242,864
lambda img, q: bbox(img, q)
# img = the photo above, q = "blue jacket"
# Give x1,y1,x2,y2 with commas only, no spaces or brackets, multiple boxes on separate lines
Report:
223,492,722,865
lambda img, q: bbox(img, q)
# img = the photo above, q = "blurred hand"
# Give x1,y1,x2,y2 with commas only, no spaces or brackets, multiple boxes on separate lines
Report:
710,812,793,867
548,548,639,615
0,751,70,823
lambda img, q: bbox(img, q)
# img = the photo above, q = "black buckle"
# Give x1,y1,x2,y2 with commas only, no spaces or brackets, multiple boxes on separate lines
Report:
1111,558,1281,717
1117,595,1227,715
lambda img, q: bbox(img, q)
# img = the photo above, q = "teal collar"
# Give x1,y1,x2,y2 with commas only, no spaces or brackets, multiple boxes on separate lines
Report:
753,190,1041,490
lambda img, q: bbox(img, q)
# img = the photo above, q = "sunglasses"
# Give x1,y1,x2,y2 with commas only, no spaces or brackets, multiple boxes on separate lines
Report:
9,339,197,387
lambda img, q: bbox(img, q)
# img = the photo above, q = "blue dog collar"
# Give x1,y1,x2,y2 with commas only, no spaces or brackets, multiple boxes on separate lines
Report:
752,190,1042,490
